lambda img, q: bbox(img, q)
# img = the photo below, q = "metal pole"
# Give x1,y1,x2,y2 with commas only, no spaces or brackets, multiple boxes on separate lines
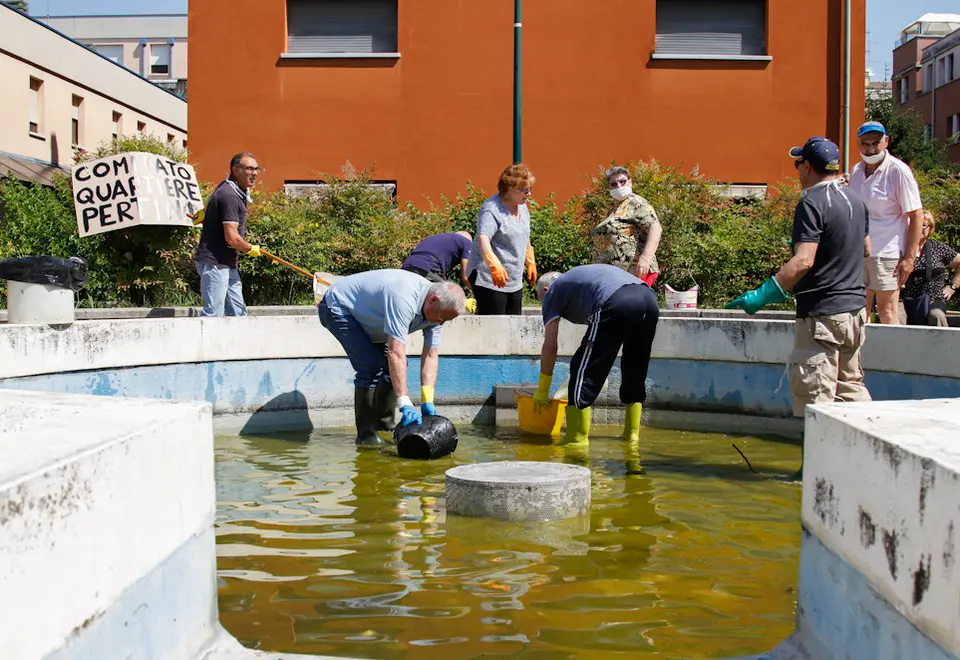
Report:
513,0,522,163
843,0,852,174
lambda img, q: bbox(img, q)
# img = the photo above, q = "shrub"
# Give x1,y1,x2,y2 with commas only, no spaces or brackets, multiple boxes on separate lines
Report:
0,134,201,308
0,149,951,311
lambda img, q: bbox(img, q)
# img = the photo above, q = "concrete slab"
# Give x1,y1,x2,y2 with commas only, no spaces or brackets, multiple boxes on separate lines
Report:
0,391,215,660
800,398,960,658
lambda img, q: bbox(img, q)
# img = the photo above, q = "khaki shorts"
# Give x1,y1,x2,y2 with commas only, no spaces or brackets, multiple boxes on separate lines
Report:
789,308,872,418
864,256,900,292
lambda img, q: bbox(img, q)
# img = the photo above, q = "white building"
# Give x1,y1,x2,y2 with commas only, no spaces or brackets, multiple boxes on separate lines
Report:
37,14,188,99
0,4,187,184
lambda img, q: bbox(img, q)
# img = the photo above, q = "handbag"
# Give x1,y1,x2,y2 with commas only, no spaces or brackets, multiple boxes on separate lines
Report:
903,242,932,326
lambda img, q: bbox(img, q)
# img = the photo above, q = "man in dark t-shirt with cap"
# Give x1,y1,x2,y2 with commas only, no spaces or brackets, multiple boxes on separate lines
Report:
194,152,266,317
727,137,873,477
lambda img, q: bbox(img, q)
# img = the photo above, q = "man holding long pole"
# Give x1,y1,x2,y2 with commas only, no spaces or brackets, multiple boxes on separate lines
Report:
194,152,266,317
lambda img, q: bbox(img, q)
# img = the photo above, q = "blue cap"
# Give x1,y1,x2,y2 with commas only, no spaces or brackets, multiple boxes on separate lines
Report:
857,121,886,137
789,137,841,172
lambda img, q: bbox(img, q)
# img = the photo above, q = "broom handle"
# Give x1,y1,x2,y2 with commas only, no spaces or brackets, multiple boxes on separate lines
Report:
261,249,333,286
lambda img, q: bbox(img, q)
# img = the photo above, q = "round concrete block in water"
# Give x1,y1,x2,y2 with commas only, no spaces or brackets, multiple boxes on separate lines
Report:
445,461,591,522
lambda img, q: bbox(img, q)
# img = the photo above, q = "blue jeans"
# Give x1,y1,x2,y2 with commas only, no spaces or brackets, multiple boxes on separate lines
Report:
317,299,389,389
196,262,247,317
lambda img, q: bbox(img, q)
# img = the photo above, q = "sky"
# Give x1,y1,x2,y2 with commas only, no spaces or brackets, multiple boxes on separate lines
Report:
28,0,960,81
865,0,960,80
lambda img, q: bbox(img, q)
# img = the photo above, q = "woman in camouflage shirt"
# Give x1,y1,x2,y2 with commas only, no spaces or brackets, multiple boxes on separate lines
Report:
590,166,663,286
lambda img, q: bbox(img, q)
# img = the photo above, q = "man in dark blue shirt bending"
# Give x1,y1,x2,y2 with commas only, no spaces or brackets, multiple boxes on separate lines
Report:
532,264,659,448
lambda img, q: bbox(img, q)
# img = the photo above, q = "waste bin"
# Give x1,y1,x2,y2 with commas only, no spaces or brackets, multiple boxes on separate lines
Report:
1,256,87,325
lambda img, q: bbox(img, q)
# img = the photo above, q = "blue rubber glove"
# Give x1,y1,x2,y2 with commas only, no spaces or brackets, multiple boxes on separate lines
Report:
400,405,422,428
725,277,788,315
422,402,438,416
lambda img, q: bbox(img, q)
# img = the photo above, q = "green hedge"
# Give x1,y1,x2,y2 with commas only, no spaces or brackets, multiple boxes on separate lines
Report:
2,142,958,310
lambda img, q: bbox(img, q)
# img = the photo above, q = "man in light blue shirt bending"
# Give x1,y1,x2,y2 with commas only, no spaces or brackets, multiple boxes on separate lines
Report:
318,269,467,446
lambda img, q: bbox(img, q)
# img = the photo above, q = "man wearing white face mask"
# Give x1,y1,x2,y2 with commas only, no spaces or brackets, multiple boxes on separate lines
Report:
848,121,925,325
590,166,663,286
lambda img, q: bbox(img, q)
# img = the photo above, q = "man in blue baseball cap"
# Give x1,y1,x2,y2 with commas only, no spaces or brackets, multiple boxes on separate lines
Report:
848,121,925,325
726,137,872,478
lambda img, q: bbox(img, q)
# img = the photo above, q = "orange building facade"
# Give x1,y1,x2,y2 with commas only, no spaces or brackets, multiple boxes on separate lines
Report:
189,0,865,204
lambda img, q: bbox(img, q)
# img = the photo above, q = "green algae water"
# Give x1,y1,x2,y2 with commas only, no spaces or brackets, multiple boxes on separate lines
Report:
215,426,802,659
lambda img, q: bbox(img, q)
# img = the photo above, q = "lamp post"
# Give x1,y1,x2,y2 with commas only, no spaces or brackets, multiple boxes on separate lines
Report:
513,0,522,164
842,0,851,174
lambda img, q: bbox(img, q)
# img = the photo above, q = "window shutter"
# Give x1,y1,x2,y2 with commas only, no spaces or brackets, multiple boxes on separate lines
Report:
287,0,398,54
28,85,38,124
150,44,171,67
656,0,766,57
95,45,124,65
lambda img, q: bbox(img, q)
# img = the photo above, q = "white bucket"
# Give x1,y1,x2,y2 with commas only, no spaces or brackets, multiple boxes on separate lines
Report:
313,271,343,306
6,280,75,324
664,282,699,310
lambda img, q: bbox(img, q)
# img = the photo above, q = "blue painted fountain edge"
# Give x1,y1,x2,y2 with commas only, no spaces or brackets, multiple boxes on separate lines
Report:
0,357,957,419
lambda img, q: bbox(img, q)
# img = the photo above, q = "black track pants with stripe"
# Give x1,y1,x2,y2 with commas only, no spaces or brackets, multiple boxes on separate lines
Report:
567,283,659,410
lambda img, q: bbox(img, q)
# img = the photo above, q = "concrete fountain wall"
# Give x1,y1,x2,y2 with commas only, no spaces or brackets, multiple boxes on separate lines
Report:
0,313,958,436
1,312,959,659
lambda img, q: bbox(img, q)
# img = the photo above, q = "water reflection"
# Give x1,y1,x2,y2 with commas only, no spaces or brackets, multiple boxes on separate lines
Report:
216,426,801,658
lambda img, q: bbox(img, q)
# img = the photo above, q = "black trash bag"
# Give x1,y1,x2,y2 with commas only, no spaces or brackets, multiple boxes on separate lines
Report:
0,256,88,291
394,415,459,460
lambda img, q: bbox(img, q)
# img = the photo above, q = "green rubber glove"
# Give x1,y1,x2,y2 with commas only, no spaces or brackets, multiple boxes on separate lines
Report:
532,373,552,411
725,277,788,315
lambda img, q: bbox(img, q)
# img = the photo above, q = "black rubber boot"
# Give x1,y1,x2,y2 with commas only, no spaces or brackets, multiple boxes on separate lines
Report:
354,387,384,446
374,380,398,432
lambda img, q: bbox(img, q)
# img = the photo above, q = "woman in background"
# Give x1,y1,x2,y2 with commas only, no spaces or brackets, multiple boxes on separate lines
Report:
591,165,663,287
902,210,960,327
465,164,538,315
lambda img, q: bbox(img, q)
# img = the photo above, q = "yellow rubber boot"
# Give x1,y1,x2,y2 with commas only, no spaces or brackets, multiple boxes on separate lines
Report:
559,406,592,446
621,403,642,442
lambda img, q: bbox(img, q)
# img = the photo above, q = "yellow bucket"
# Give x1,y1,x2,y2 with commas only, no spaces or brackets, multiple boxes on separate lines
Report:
516,394,567,436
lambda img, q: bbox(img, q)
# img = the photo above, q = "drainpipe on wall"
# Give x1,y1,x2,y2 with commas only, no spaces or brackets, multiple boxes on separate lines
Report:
843,0,851,174
139,38,147,78
931,66,936,143
513,0,522,164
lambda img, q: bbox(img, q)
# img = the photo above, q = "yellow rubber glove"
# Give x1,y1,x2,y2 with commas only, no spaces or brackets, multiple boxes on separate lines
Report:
245,245,262,258
421,385,438,416
525,245,537,286
532,373,552,412
465,298,477,314
188,209,205,225
421,385,435,404
482,249,509,288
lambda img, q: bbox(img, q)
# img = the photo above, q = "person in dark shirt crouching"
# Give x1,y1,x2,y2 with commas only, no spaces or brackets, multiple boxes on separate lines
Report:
727,137,873,478
402,231,474,288
194,152,266,317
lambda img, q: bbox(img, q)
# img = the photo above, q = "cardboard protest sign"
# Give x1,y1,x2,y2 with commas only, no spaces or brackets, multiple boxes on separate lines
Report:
72,152,204,238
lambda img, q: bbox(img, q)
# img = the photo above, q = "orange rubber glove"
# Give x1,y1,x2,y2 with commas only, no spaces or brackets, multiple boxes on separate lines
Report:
483,249,509,288
525,245,537,286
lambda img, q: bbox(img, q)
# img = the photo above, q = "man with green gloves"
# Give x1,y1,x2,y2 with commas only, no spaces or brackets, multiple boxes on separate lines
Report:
318,269,467,446
726,137,872,448
532,264,659,446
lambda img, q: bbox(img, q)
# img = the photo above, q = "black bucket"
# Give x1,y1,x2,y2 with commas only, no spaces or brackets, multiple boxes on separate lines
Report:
394,415,459,460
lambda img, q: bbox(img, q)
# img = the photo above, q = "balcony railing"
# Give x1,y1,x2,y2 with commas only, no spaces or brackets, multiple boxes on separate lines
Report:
153,79,188,100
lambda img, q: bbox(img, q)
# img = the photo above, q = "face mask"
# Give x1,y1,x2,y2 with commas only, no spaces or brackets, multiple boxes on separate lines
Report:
861,151,886,166
610,186,632,201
